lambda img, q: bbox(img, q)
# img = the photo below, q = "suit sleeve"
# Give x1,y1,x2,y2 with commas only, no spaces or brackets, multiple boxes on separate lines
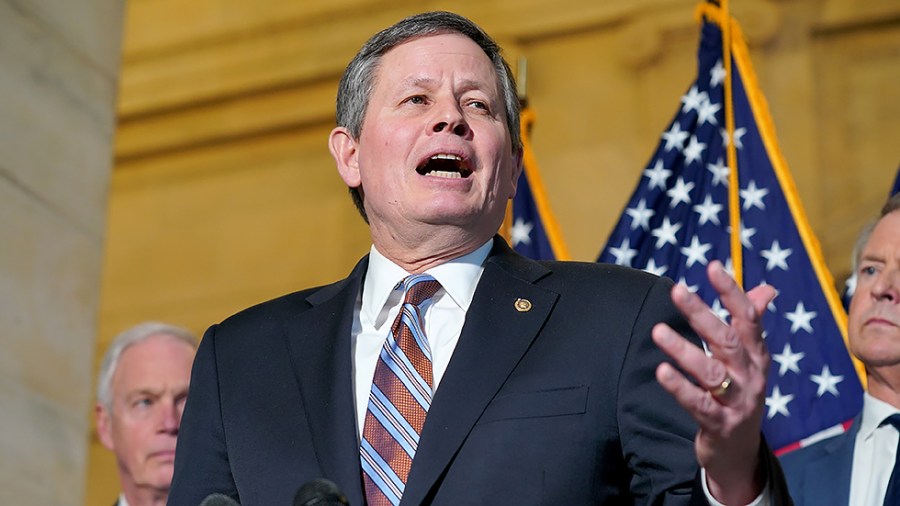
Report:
168,324,239,505
616,275,707,505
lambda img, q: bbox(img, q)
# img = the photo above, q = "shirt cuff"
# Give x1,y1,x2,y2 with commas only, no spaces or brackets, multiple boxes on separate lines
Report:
701,467,771,506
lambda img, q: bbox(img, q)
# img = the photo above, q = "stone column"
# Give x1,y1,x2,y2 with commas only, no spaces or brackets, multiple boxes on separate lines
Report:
0,0,124,504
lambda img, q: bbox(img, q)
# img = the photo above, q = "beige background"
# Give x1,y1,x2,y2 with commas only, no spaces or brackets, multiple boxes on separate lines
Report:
86,0,899,503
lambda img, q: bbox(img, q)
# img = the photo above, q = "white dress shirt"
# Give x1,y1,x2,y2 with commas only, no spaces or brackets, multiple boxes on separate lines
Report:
850,393,900,506
351,240,492,436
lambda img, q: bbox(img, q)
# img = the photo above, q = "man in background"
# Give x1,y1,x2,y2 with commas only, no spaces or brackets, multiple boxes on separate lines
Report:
94,322,197,506
781,193,900,505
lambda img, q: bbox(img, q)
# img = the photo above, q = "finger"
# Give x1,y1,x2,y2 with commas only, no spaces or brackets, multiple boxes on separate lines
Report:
652,323,730,395
707,262,775,367
656,361,726,431
745,284,776,319
669,281,749,371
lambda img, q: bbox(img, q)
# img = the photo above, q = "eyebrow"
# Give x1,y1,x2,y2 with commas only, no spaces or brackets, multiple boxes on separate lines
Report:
399,77,493,94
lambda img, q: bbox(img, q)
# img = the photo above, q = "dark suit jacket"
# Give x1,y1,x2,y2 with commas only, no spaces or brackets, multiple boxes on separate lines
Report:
169,238,789,505
779,417,858,506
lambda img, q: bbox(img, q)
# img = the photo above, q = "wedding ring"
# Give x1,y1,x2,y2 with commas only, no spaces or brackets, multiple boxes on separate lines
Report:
710,376,734,397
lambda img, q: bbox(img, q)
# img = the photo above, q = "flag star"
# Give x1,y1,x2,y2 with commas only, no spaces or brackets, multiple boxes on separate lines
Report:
772,343,805,376
740,180,769,211
643,258,668,277
510,218,533,246
727,221,757,249
626,199,655,231
683,135,707,165
681,85,708,114
721,127,747,150
707,157,730,187
694,194,723,226
681,236,712,268
609,238,638,267
711,299,730,323
761,239,793,272
739,223,757,249
844,273,857,300
667,177,695,208
677,277,700,293
710,59,726,87
644,160,673,191
785,301,817,334
765,385,794,419
810,365,844,398
651,217,683,249
697,98,722,126
661,122,690,152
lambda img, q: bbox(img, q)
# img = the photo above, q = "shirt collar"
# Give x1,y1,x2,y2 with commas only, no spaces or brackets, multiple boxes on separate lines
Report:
361,240,493,322
859,392,900,440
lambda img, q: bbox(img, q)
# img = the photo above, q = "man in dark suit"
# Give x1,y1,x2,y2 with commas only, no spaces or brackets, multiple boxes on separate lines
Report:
780,194,900,505
94,322,197,506
169,11,789,505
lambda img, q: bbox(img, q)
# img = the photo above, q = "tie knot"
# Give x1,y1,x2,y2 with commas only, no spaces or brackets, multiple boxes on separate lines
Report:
882,413,900,431
401,274,441,306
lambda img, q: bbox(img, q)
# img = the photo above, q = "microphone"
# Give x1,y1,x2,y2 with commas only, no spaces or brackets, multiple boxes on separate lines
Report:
199,493,240,506
293,478,350,506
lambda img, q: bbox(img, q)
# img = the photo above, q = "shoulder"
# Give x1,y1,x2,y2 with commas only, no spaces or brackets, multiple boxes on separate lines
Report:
537,260,675,309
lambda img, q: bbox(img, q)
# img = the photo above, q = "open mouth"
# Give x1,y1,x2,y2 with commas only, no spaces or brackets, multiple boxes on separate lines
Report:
416,153,473,179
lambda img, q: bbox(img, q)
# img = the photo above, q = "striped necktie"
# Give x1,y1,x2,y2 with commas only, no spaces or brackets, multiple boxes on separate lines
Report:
883,414,900,506
360,274,441,506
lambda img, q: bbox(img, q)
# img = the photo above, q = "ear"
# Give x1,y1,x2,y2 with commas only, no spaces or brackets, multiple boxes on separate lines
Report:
329,126,362,188
95,402,115,451
508,147,524,198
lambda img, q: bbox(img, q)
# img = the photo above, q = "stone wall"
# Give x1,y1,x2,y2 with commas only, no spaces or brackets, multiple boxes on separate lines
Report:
0,0,123,504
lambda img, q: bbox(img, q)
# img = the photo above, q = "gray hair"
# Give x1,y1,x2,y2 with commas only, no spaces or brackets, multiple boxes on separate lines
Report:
336,11,522,220
852,192,900,272
96,321,198,410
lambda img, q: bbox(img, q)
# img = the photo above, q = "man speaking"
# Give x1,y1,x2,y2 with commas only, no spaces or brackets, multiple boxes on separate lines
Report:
169,11,790,505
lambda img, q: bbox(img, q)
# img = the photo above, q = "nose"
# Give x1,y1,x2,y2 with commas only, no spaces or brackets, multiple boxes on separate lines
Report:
871,267,899,304
159,399,180,434
431,101,470,138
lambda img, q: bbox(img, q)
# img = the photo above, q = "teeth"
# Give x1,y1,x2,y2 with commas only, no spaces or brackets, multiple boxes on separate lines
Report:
430,153,462,161
428,170,462,179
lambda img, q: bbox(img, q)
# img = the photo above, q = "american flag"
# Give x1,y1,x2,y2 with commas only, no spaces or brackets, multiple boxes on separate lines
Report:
504,107,570,261
597,4,863,453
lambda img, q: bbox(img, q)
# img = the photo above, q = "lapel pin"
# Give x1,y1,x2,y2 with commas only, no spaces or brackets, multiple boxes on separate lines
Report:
514,298,532,312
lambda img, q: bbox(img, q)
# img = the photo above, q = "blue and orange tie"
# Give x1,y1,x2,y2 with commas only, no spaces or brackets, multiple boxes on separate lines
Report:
361,274,441,506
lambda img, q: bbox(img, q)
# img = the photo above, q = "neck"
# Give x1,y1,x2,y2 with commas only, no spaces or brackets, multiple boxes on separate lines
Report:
121,482,168,506
866,368,900,409
370,225,493,273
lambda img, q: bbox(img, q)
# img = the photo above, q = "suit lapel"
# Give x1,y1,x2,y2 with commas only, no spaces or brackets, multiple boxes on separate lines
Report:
803,419,858,506
284,257,368,506
401,240,558,505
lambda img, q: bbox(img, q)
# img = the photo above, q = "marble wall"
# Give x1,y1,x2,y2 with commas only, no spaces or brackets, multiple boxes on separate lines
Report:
0,0,123,504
